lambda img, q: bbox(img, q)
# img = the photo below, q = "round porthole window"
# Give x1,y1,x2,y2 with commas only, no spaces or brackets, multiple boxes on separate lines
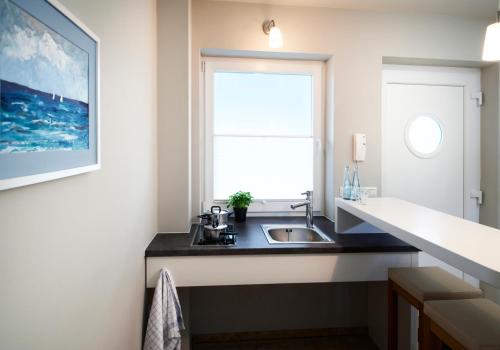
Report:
405,115,444,158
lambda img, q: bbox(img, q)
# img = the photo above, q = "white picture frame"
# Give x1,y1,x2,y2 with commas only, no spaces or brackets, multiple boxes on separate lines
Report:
0,0,100,191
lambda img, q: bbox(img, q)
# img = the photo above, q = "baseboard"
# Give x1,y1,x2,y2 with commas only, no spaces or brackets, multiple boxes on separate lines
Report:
192,326,368,344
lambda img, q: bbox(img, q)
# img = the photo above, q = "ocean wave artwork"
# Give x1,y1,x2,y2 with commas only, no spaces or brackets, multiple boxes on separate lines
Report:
0,0,89,153
1,79,88,153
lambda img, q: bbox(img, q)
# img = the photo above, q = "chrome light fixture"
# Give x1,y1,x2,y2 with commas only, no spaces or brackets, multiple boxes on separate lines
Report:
263,19,283,48
483,0,500,61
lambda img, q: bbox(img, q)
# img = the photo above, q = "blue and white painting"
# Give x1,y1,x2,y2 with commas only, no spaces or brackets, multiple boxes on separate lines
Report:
0,0,89,154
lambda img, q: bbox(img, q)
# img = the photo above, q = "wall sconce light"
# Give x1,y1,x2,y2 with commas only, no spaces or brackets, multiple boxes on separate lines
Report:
262,19,283,48
483,0,500,61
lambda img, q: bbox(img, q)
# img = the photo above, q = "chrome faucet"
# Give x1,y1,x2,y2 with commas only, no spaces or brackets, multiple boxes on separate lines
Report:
291,191,314,228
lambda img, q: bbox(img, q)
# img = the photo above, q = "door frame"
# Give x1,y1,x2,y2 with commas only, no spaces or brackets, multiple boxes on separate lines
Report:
381,64,481,222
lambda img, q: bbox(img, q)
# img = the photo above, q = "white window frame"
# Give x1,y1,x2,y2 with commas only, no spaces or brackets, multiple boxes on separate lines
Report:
202,57,324,214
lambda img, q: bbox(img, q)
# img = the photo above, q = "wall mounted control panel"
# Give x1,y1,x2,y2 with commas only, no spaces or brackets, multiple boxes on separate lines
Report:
353,133,367,162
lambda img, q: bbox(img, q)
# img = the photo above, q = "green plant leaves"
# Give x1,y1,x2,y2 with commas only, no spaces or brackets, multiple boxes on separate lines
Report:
227,191,253,209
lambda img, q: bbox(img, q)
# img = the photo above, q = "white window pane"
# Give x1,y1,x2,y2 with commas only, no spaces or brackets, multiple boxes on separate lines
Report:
213,136,313,200
405,115,443,157
214,72,312,136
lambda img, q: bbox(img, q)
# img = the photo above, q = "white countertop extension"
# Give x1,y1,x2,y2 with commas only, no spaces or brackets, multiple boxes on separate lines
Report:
336,197,500,288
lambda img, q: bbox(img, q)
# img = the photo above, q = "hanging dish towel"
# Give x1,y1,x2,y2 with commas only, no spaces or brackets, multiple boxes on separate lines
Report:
144,268,185,350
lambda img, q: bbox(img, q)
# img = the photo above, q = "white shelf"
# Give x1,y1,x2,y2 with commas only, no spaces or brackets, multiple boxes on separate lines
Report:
336,197,500,288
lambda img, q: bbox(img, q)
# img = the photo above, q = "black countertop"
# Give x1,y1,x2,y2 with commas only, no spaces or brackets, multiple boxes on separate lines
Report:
145,216,418,257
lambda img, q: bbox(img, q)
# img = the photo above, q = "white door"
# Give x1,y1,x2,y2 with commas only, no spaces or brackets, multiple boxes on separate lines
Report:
382,65,481,280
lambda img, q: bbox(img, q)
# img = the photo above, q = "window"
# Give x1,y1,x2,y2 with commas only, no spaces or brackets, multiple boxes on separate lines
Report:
405,115,444,158
203,58,324,213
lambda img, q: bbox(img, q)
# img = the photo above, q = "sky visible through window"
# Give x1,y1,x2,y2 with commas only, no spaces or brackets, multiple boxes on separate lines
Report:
213,71,314,200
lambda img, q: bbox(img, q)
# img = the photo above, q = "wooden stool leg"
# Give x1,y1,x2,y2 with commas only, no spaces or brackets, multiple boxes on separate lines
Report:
388,280,398,350
432,333,444,350
421,313,432,350
422,313,446,350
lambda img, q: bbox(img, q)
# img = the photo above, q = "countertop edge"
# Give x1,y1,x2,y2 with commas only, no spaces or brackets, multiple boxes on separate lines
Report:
145,216,419,257
145,246,420,257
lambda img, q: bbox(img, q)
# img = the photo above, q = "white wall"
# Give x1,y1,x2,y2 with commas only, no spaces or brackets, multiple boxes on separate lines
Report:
158,0,192,232
480,64,500,305
0,0,157,349
186,0,489,222
480,63,499,228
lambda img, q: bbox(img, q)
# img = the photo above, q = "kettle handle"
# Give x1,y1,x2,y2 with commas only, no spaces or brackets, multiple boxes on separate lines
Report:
211,205,222,214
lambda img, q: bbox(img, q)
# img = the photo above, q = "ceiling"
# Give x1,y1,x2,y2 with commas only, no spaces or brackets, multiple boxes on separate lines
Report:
208,0,498,19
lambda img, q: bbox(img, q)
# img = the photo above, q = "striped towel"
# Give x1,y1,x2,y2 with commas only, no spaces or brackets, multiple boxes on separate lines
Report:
144,268,185,350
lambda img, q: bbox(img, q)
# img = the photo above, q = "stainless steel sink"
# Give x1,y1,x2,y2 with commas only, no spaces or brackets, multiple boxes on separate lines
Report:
261,224,334,244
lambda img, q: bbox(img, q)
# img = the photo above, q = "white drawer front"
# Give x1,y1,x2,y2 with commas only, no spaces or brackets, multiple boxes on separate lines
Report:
146,253,416,287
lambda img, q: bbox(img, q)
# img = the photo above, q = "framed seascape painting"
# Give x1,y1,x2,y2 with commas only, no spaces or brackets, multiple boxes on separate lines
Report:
0,0,99,191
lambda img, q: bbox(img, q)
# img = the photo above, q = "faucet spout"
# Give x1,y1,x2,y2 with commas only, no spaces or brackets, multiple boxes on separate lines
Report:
290,201,310,209
291,191,314,228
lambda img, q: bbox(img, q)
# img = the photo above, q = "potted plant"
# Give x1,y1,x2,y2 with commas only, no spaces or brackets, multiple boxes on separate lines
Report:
227,191,253,222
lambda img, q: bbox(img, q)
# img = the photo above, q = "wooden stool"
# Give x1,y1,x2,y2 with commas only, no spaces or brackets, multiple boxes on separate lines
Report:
422,298,500,350
388,267,483,350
